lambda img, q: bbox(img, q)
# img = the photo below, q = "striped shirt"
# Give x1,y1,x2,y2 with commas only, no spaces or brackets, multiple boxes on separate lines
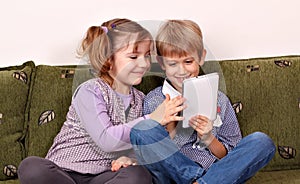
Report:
143,82,242,170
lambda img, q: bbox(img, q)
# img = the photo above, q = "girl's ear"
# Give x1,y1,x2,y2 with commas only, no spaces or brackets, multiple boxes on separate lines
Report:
156,56,166,70
107,58,114,71
199,49,207,66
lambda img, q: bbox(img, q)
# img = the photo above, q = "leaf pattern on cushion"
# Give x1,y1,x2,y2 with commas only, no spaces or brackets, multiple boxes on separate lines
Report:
274,60,292,67
232,101,243,114
278,145,296,159
12,71,27,84
38,110,55,125
3,164,17,178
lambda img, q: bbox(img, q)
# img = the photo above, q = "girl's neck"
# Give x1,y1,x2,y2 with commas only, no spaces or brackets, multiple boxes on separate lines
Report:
113,82,131,95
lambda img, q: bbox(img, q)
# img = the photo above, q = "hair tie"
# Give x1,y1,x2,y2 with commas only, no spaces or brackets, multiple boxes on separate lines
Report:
101,26,108,33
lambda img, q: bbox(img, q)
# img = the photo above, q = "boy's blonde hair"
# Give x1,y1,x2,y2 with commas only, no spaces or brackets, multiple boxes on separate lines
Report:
156,20,204,60
78,18,153,86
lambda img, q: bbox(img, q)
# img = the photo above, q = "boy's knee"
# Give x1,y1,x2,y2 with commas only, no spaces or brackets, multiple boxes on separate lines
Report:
248,132,276,153
252,132,274,144
133,119,159,131
130,119,157,139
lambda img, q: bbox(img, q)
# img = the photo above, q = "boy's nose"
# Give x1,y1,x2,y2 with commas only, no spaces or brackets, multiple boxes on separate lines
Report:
178,64,187,74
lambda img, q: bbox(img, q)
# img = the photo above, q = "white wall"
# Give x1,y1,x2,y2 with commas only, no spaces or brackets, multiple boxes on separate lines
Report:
1,0,300,67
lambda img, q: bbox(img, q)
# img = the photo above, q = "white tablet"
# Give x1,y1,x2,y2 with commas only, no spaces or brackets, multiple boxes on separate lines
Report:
182,73,219,128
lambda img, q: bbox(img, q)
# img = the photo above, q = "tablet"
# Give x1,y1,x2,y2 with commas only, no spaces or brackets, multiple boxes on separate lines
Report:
182,73,219,128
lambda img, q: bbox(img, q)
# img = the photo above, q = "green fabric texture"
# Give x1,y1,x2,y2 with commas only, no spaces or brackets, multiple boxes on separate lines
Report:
202,56,300,171
135,74,164,94
247,169,300,184
26,65,94,157
0,56,299,183
0,61,35,181
0,180,19,184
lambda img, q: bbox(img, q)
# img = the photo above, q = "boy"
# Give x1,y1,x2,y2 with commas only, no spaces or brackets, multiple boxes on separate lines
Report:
130,20,275,184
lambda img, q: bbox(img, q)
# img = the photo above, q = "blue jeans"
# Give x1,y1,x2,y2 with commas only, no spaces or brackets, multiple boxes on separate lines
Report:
130,119,275,184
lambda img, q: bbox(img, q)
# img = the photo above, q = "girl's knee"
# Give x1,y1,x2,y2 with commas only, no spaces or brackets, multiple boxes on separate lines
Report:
126,166,152,184
18,156,44,181
19,156,41,172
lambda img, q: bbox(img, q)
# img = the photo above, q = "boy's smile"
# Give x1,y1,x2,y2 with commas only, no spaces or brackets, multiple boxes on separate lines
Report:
159,51,205,93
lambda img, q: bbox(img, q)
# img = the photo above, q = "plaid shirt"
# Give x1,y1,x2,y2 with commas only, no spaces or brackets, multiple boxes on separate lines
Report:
143,84,242,170
46,78,145,174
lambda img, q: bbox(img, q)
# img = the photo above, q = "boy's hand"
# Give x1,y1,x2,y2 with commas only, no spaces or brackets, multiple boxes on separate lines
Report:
150,94,186,126
111,156,137,172
189,115,214,146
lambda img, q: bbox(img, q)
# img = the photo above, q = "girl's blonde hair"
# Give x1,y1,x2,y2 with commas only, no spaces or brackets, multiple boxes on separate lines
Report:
156,20,204,60
77,18,153,86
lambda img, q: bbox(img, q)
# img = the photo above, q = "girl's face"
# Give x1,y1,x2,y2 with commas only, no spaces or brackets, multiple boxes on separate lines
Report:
160,50,206,93
110,40,151,94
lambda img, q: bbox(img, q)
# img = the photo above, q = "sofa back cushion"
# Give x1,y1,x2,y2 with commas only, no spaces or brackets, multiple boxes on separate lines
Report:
26,65,94,157
202,56,300,171
25,63,164,158
0,61,35,180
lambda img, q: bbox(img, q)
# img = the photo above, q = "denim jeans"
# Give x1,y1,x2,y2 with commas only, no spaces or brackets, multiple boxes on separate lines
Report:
130,119,275,184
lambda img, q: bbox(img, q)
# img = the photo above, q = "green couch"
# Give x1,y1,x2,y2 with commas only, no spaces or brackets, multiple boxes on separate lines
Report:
0,55,299,184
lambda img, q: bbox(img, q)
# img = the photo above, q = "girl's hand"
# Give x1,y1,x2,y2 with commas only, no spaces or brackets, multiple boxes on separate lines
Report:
150,94,186,126
111,156,137,172
189,115,214,146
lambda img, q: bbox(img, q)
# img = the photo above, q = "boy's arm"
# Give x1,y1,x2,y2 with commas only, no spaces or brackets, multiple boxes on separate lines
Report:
209,92,242,158
143,87,165,115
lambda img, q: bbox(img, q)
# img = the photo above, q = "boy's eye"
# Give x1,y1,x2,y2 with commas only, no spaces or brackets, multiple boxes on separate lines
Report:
168,62,176,66
185,60,194,64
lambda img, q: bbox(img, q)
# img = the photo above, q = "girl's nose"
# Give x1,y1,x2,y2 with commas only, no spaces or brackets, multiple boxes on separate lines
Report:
138,56,150,68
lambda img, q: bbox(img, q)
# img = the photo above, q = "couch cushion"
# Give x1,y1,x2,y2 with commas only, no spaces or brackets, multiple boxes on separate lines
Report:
25,65,94,157
202,56,300,171
0,61,35,180
247,169,300,184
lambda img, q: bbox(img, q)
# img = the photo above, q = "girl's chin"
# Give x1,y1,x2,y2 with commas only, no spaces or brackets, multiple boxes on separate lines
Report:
132,78,143,86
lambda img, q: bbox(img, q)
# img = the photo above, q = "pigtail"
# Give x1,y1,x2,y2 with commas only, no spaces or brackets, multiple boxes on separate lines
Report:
77,26,108,57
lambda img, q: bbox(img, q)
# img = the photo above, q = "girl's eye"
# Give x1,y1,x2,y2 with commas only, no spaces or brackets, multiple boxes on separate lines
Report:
129,55,138,59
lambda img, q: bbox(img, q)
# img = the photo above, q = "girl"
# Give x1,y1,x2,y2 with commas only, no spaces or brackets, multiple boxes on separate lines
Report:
130,20,276,184
17,18,184,184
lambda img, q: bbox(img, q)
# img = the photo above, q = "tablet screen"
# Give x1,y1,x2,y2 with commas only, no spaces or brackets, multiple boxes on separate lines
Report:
181,73,219,128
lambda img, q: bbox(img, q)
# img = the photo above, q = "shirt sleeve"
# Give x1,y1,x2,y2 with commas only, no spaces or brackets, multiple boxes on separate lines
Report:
143,87,165,115
72,82,145,153
215,91,242,152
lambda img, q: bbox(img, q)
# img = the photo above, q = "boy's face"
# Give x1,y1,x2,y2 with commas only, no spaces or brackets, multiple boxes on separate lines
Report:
159,50,205,93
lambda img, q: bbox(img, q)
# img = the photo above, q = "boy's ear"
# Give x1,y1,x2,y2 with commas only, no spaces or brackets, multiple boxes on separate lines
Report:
156,56,166,70
199,49,207,66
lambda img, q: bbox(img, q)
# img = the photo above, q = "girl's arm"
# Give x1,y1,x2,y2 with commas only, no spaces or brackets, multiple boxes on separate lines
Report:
73,83,145,152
